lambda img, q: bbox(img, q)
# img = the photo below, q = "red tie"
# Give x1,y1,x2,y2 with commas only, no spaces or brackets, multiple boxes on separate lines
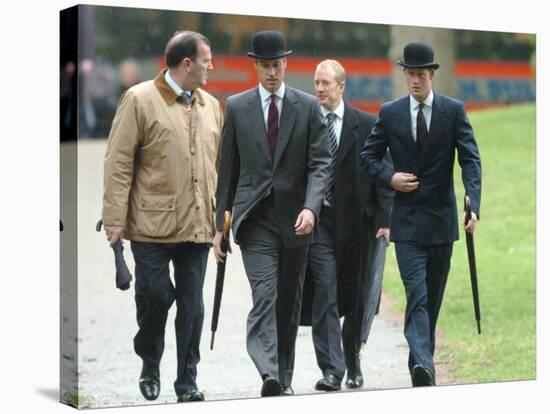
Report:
267,94,279,157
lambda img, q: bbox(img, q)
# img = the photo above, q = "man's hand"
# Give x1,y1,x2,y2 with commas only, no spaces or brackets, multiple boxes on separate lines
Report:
390,172,419,192
376,227,390,246
294,208,315,236
105,225,124,247
463,211,478,233
213,229,232,264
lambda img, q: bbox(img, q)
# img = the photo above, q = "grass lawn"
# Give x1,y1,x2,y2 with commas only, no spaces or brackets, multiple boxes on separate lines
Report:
381,103,536,384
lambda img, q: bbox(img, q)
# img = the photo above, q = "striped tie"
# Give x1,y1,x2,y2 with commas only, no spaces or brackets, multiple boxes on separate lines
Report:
267,94,279,157
325,112,338,205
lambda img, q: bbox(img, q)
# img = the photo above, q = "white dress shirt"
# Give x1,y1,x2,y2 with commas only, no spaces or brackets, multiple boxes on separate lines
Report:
320,99,345,147
410,90,434,142
165,70,193,97
259,82,285,129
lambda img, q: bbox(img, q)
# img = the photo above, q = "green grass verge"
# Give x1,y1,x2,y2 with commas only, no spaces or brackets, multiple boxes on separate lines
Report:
382,103,536,384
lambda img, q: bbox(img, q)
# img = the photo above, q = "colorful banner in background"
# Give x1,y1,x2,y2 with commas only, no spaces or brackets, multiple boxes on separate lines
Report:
193,56,535,113
455,61,535,110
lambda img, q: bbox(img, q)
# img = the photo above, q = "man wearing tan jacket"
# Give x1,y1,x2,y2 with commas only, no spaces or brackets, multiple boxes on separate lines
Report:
102,31,222,403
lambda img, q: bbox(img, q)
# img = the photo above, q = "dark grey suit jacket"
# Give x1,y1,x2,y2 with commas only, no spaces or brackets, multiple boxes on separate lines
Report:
215,85,331,249
361,92,482,245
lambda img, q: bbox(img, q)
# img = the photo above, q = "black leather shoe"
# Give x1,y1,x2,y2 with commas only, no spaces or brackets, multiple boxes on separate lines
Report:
177,390,205,402
345,373,364,389
139,363,160,401
345,365,364,389
261,376,282,397
412,365,435,387
315,374,341,392
282,386,294,396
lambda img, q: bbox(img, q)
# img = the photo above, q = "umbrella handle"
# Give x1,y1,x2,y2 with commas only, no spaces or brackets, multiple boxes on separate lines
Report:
223,211,232,241
464,195,472,224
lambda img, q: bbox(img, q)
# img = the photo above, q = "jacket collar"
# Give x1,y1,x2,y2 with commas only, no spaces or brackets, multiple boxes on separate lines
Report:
153,70,205,106
409,89,434,110
320,99,344,120
273,86,299,170
244,85,299,170
258,81,286,102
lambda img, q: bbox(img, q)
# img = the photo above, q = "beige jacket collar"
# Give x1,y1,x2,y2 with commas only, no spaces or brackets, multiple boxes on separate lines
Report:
153,70,205,106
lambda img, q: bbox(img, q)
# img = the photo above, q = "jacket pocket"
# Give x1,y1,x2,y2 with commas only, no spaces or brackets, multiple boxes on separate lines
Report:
136,193,177,238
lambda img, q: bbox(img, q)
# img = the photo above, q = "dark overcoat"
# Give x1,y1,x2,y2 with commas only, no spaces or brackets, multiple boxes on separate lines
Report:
301,103,393,325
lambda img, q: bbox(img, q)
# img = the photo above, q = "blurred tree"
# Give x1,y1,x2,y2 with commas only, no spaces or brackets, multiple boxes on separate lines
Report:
94,6,178,63
456,29,534,61
89,6,533,66
287,18,389,57
518,33,536,68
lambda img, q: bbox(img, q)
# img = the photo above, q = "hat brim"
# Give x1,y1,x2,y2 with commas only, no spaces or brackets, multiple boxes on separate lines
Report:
247,50,293,59
397,60,440,70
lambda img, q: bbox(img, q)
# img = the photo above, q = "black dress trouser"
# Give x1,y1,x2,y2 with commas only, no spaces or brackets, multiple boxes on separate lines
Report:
308,206,346,379
394,241,453,379
131,240,209,395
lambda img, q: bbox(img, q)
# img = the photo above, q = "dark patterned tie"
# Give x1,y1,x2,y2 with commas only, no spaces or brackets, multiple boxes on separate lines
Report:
180,91,194,105
267,94,279,157
325,112,338,205
416,102,427,151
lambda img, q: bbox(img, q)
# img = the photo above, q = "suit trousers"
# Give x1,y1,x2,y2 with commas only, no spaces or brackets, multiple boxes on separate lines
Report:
394,241,453,379
308,206,346,379
130,240,209,395
239,195,309,388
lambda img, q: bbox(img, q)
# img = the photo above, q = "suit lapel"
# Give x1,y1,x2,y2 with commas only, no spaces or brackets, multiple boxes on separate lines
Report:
246,88,273,165
420,93,448,162
425,93,447,144
273,87,298,170
397,97,417,154
336,104,357,167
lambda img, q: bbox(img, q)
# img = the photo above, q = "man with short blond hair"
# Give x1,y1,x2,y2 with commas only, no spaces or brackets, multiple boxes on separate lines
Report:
303,59,392,391
318,59,346,83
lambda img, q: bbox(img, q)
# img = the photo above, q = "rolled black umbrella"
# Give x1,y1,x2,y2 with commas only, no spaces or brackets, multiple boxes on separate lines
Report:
96,219,133,291
360,236,388,344
210,211,232,350
464,195,481,334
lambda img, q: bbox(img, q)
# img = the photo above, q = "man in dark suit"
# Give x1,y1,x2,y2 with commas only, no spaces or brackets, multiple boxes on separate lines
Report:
361,42,482,386
303,59,392,391
213,31,331,397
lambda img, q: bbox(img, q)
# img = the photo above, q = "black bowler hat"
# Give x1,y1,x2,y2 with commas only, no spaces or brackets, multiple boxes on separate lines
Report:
247,30,293,59
397,42,440,70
